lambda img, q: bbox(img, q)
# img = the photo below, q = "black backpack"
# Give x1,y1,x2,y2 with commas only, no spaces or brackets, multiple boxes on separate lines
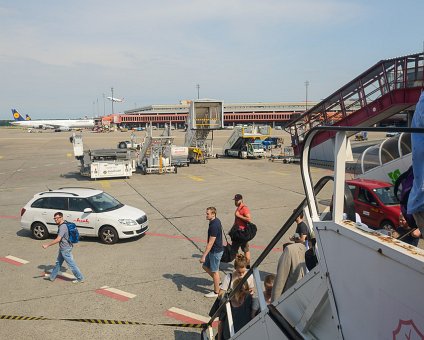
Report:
394,166,416,228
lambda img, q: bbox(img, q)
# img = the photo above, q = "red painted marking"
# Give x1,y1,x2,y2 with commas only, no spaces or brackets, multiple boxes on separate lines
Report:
145,232,282,253
95,289,129,302
164,310,218,328
0,215,19,219
0,257,24,266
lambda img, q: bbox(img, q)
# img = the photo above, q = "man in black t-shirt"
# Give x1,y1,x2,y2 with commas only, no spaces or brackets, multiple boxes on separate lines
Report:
200,207,224,298
291,211,310,247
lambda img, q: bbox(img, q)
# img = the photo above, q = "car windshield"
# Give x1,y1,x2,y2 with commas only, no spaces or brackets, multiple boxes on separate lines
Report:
373,187,399,205
86,192,124,212
252,143,262,150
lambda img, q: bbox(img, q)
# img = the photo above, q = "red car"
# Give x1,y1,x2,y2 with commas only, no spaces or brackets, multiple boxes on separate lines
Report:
346,178,400,230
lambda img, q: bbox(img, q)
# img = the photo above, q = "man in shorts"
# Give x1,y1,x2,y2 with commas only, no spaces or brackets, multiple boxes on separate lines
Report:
200,207,223,298
231,194,252,267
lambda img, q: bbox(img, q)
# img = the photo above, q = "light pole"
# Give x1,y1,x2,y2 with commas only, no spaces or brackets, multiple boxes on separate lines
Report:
111,87,114,115
102,93,106,116
196,84,200,99
305,80,310,111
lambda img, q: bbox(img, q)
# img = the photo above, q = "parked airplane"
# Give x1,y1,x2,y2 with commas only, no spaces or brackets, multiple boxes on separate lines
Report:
106,96,124,103
10,109,95,131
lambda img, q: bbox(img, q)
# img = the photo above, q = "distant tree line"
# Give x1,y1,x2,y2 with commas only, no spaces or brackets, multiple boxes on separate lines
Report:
0,120,12,126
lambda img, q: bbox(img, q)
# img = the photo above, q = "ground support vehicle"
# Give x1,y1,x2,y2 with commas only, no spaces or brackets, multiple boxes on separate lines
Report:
188,147,206,164
171,145,190,167
137,126,177,175
268,146,299,163
222,125,270,159
71,133,136,179
20,188,148,244
262,136,283,149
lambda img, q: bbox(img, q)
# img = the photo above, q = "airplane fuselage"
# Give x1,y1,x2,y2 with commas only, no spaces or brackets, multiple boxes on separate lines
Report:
11,119,95,129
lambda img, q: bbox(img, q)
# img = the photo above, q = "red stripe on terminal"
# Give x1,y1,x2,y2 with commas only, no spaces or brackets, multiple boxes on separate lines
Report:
0,257,24,266
95,288,129,302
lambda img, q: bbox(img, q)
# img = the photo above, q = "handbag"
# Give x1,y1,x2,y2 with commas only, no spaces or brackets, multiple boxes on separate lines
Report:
208,274,232,317
221,227,236,263
229,221,257,242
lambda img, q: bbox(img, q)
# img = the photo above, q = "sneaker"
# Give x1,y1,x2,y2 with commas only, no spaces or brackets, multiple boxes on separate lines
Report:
43,277,54,282
72,279,84,284
204,291,218,298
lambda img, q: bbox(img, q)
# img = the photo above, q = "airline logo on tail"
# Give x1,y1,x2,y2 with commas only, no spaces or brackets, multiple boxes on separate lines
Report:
12,109,31,121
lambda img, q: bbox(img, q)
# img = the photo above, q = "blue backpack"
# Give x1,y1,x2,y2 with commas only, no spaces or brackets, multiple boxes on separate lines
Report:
65,222,80,244
394,166,416,228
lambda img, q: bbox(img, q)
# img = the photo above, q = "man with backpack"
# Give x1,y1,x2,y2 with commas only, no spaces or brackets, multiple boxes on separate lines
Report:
408,91,424,240
42,212,84,283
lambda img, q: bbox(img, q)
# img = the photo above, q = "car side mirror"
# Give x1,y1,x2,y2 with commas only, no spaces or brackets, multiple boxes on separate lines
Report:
370,201,378,207
83,208,93,213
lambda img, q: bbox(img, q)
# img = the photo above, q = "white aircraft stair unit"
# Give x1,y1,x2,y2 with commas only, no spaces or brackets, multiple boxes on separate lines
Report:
137,124,176,174
201,126,424,340
222,125,270,158
184,99,224,157
357,132,412,184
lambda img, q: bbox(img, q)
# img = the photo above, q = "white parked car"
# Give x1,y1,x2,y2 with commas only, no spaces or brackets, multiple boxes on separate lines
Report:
20,188,148,244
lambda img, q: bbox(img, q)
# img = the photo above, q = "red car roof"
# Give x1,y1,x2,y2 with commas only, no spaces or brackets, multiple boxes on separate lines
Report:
346,178,393,189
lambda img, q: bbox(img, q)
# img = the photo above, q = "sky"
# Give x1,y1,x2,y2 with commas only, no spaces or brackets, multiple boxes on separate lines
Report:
1,0,423,119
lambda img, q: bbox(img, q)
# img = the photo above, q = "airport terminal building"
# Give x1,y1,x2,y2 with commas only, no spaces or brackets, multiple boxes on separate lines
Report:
104,101,318,129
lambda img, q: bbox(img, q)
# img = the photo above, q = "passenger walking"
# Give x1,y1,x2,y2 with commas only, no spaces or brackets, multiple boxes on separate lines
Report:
408,91,424,240
218,278,254,340
200,207,224,298
42,212,84,283
230,194,252,267
271,233,306,302
220,254,255,295
292,211,310,247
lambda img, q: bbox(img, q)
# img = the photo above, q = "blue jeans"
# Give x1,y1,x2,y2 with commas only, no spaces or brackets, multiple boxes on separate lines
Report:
50,247,84,281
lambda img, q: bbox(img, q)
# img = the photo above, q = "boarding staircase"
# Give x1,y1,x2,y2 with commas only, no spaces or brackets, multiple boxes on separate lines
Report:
286,53,424,156
201,126,424,340
221,125,271,154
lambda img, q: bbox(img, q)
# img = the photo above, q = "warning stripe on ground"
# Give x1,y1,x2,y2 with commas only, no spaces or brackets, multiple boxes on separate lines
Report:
165,307,218,328
0,256,29,266
96,286,136,302
0,314,207,328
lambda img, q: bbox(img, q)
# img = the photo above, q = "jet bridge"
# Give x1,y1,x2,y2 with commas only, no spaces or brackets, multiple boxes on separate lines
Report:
184,99,224,158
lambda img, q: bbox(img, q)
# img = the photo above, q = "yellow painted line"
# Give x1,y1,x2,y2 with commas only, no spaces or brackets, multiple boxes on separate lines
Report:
99,180,111,189
66,153,73,157
0,156,3,159
187,175,204,182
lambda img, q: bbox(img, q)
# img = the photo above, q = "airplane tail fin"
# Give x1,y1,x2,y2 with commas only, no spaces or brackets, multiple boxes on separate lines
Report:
12,109,26,121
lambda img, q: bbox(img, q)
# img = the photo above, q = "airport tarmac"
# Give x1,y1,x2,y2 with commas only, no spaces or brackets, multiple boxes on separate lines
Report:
0,127,372,339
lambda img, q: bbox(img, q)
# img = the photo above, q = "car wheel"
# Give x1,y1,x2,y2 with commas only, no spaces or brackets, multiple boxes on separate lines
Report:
118,142,127,149
380,220,394,230
99,226,118,244
31,222,49,240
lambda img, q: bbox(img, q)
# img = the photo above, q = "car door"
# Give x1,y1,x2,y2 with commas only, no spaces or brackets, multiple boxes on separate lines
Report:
356,187,381,228
67,197,97,236
36,197,68,234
